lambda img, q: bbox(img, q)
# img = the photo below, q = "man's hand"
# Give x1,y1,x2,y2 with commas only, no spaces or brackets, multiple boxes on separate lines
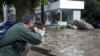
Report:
34,27,45,37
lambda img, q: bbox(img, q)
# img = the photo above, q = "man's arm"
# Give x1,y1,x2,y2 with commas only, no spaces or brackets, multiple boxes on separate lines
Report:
18,27,43,45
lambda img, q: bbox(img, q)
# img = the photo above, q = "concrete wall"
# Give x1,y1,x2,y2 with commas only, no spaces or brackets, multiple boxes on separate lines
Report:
60,0,84,9
35,1,60,14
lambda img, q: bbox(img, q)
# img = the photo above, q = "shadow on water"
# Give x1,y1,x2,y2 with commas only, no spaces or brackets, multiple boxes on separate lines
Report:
31,46,56,56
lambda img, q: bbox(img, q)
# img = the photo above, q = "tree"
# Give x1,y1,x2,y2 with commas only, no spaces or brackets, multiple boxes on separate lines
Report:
41,0,45,24
13,0,41,22
82,0,100,22
0,0,48,22
40,0,48,24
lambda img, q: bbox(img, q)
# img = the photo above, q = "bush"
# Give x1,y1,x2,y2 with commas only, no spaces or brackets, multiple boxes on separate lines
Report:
66,24,72,29
60,25,66,29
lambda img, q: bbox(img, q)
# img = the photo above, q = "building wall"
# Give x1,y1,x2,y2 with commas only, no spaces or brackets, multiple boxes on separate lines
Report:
67,10,73,24
35,0,84,13
35,1,60,14
60,0,84,9
66,10,81,24
73,10,81,20
35,0,84,25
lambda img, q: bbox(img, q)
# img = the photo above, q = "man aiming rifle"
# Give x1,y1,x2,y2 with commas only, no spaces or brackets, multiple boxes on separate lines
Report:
0,12,45,56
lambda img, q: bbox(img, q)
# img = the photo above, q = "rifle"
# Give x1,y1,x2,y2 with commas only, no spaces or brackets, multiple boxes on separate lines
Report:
34,22,45,29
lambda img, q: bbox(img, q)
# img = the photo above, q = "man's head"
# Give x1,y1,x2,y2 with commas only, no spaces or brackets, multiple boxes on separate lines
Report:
21,12,35,28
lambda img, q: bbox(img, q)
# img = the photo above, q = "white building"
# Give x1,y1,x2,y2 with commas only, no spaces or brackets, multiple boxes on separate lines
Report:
35,0,85,26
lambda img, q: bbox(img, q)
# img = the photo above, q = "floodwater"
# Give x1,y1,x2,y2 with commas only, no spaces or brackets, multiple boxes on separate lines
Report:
26,29,100,56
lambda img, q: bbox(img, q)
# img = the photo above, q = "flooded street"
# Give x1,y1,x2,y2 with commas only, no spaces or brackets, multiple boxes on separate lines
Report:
26,29,100,56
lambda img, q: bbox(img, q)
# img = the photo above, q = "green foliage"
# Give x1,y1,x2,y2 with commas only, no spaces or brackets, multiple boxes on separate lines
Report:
0,0,49,22
66,24,72,29
60,26,66,29
56,24,73,29
82,0,100,22
0,0,49,8
35,0,49,6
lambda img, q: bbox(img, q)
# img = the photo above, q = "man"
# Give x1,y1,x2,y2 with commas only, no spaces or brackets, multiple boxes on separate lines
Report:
0,12,45,56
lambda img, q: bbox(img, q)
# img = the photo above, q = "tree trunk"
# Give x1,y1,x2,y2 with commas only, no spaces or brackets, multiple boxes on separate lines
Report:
13,0,32,22
41,1,45,25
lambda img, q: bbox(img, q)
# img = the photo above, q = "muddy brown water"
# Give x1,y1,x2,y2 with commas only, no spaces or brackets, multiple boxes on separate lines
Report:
26,29,100,56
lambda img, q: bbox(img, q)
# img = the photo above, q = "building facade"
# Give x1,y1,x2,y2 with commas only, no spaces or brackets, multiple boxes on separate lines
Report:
35,0,85,26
